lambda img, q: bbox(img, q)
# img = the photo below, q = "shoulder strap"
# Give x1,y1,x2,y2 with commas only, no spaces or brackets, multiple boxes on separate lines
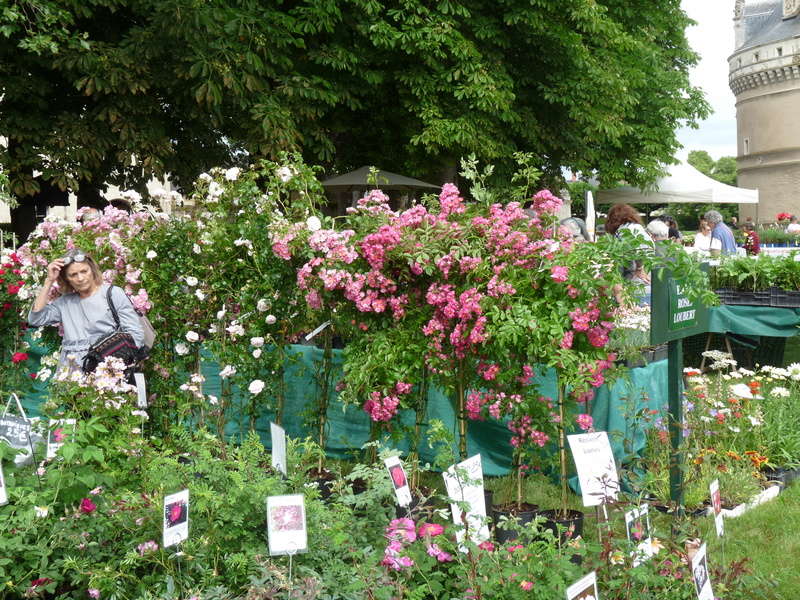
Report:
106,286,122,328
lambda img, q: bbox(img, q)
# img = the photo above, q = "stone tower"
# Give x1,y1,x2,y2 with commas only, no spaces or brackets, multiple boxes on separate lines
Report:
730,0,800,222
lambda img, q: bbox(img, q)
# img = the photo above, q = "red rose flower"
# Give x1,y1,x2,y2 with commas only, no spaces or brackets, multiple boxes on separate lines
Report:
11,352,29,364
80,498,97,514
7,284,20,295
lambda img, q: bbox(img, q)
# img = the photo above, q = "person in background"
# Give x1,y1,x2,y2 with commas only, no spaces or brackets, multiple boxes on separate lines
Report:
703,209,737,256
658,214,682,240
646,219,669,242
730,216,739,230
605,203,652,305
742,222,760,255
693,218,713,252
786,215,800,234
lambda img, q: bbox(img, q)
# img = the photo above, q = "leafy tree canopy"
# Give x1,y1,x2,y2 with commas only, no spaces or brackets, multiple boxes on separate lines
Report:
1,0,709,199
687,150,737,186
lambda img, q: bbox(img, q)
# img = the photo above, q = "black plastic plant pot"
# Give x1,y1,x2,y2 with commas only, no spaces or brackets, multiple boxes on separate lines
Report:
492,503,540,544
538,509,584,543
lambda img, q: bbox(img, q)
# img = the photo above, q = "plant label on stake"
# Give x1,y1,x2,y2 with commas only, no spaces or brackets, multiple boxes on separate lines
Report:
46,418,76,459
691,543,714,600
384,456,411,507
442,454,489,548
267,494,308,556
270,422,287,477
567,432,619,506
565,571,599,600
624,504,653,566
163,489,189,548
0,462,7,506
709,479,723,537
133,372,147,408
304,320,331,342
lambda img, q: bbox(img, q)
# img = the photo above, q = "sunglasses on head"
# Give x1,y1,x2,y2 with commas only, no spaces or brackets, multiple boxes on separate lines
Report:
61,253,87,266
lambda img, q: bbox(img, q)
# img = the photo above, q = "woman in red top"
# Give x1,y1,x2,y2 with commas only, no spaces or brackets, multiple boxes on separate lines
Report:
742,222,760,255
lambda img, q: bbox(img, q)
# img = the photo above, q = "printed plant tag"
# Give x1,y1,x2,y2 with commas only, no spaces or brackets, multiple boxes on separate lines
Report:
0,462,7,506
566,571,599,600
625,504,654,566
691,543,714,600
163,489,190,547
442,454,489,547
384,456,412,507
133,372,148,408
46,418,76,459
567,432,619,506
267,494,308,556
709,479,724,537
270,422,287,476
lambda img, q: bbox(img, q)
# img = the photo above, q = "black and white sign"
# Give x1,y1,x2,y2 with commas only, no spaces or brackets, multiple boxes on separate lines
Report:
624,504,653,565
566,571,599,600
442,454,489,546
163,489,190,547
0,394,41,466
567,432,619,506
267,494,308,556
691,543,714,600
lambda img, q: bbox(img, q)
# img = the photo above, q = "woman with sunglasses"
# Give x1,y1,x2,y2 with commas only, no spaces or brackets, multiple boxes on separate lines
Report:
29,249,144,372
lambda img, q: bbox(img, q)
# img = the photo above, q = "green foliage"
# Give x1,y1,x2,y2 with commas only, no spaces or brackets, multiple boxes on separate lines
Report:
1,1,707,201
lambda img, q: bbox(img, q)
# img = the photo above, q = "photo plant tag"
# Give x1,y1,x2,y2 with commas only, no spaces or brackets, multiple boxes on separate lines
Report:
565,571,599,600
442,454,489,547
270,422,287,476
46,418,76,459
567,432,619,507
163,489,190,548
0,462,7,506
384,455,411,507
133,372,147,408
266,494,308,556
691,543,714,600
709,479,724,537
624,504,653,566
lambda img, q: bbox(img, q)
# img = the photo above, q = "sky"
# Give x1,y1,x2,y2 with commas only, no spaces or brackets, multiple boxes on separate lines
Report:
675,0,738,161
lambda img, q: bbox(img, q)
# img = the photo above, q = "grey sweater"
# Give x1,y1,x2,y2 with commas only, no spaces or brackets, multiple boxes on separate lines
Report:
28,284,144,370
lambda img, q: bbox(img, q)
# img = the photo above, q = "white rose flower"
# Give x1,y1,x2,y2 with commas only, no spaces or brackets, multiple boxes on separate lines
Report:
174,342,189,355
226,323,245,337
219,365,237,379
266,314,277,325
185,331,200,343
216,308,226,320
208,324,218,334
257,299,269,312
195,290,205,301
225,167,241,181
276,166,294,183
199,173,212,182
252,348,262,358
185,276,198,287
193,243,202,254
306,216,322,232
248,379,265,395
250,336,265,348
146,250,157,259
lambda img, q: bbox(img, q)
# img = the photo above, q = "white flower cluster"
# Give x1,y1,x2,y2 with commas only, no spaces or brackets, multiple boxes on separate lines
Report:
179,372,206,399
701,350,737,371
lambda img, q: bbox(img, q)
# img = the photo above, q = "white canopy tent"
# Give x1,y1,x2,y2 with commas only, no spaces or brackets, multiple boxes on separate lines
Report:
596,162,759,206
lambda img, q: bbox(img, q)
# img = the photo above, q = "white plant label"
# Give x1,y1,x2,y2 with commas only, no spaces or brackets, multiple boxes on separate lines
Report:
267,494,308,556
384,455,412,507
46,418,76,459
624,504,653,566
0,463,7,506
442,454,489,547
709,479,724,537
565,571,599,600
691,543,714,600
163,489,190,548
270,422,287,476
567,431,619,507
134,372,148,408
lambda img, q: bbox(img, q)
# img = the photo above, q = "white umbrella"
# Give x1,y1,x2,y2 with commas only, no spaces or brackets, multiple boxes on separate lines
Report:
584,191,596,241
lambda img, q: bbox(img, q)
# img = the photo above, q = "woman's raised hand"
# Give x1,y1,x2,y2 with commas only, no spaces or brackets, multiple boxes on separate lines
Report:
46,259,65,283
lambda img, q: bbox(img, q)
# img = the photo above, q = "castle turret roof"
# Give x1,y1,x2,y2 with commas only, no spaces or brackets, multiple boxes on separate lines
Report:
738,0,800,51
